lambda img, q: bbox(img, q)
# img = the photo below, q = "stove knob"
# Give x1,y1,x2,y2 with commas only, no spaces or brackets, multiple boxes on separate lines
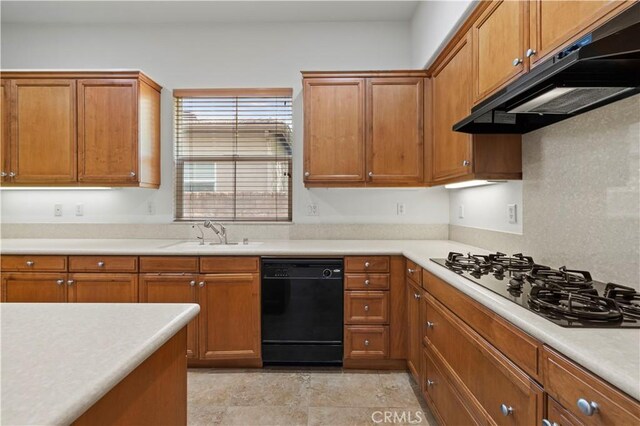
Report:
577,398,599,416
322,269,332,278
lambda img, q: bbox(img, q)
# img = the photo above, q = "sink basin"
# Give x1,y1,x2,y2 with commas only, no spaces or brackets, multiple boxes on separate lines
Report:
160,240,263,250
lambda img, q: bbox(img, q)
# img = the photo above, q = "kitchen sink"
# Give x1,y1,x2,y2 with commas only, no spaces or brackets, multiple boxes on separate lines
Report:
160,240,263,250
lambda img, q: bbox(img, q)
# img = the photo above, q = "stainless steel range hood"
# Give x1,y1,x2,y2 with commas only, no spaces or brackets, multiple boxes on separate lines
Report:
454,3,640,134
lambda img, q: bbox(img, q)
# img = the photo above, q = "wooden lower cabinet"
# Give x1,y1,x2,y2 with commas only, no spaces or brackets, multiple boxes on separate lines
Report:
425,293,544,425
344,325,389,359
198,273,261,361
546,396,582,426
1,272,67,302
421,346,482,426
406,279,422,382
139,273,199,359
68,273,138,303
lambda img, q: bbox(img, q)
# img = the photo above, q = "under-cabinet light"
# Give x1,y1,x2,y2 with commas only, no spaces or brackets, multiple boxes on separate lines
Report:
444,180,504,189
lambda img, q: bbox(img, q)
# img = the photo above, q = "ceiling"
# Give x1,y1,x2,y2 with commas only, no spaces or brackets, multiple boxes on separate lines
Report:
1,1,420,24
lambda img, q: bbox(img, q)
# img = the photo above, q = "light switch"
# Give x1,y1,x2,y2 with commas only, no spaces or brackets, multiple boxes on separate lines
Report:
54,204,63,217
507,204,517,224
458,205,465,219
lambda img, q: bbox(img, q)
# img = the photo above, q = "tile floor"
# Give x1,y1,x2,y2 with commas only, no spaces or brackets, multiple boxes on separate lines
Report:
188,368,437,426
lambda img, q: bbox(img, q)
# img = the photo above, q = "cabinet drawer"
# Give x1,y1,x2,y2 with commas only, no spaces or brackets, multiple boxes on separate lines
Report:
139,256,198,273
344,325,389,359
546,396,582,426
422,346,482,426
1,255,67,272
345,256,389,273
344,291,389,324
406,259,422,285
69,256,138,272
200,257,259,273
345,273,389,290
543,346,640,426
424,270,541,379
425,293,543,425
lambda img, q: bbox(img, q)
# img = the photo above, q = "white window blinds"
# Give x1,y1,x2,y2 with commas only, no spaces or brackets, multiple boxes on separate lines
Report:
174,88,292,222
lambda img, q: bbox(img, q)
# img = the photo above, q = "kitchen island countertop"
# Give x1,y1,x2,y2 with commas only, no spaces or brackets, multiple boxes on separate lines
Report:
1,238,639,401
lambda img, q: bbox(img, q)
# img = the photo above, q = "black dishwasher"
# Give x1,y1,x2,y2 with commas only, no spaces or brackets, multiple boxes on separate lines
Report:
261,258,343,365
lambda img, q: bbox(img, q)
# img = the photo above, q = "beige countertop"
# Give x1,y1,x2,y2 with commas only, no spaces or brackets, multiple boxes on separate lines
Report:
1,238,639,401
0,302,200,425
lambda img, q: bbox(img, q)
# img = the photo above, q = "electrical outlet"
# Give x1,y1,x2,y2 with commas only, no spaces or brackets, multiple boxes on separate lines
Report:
54,204,63,217
306,203,319,216
396,203,406,216
147,200,156,215
507,204,517,224
458,205,465,219
75,203,84,216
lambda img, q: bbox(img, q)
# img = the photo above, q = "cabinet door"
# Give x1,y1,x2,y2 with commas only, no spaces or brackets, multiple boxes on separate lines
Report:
406,280,422,382
10,79,76,183
77,79,138,183
366,77,424,184
139,274,199,359
68,273,138,302
1,273,67,302
1,79,10,183
198,273,261,360
432,32,473,182
473,0,528,102
529,0,634,67
303,78,365,183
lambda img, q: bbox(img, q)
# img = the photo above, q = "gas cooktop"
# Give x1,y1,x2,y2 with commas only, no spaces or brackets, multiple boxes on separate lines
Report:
431,252,640,328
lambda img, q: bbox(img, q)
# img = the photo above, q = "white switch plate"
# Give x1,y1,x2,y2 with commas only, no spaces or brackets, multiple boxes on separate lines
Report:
396,203,406,216
458,205,465,219
306,203,319,216
75,203,84,216
507,204,517,224
54,204,63,217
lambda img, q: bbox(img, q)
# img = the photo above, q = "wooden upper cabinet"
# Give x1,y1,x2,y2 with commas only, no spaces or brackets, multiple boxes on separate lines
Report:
432,32,473,182
366,77,424,184
198,273,261,360
0,71,161,188
10,79,76,183
1,79,10,183
303,78,365,183
78,79,138,183
473,0,528,103
529,0,635,67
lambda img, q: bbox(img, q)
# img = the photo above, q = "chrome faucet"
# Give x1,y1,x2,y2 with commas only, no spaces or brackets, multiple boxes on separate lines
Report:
203,220,228,245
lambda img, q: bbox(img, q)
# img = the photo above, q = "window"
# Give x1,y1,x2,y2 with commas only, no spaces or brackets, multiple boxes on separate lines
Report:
174,88,292,222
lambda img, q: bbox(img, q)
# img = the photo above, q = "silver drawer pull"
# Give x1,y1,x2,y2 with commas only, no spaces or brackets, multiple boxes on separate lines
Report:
189,280,196,287
198,281,205,288
304,171,310,177
577,398,599,416
426,379,435,387
364,279,370,286
364,305,369,312
67,280,74,286
407,268,415,274
542,420,559,426
364,339,370,346
130,171,136,177
56,279,65,285
97,261,105,267
526,48,536,58
414,293,421,300
364,262,370,268
426,321,434,328
26,261,34,267
500,404,513,416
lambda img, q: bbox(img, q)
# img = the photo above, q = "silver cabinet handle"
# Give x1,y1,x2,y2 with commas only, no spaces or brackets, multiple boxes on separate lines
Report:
577,398,599,416
500,404,513,416
462,160,471,166
0,172,6,177
364,262,370,268
364,279,370,286
189,280,196,287
26,261,34,267
426,321,434,328
364,305,369,312
198,281,205,288
8,172,15,177
542,420,558,426
130,171,136,177
364,339,370,346
56,279,65,285
426,379,435,386
97,261,105,267
526,48,536,57
414,293,421,300
512,58,523,66
304,171,310,177
368,172,373,177
67,280,74,286
407,268,415,274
